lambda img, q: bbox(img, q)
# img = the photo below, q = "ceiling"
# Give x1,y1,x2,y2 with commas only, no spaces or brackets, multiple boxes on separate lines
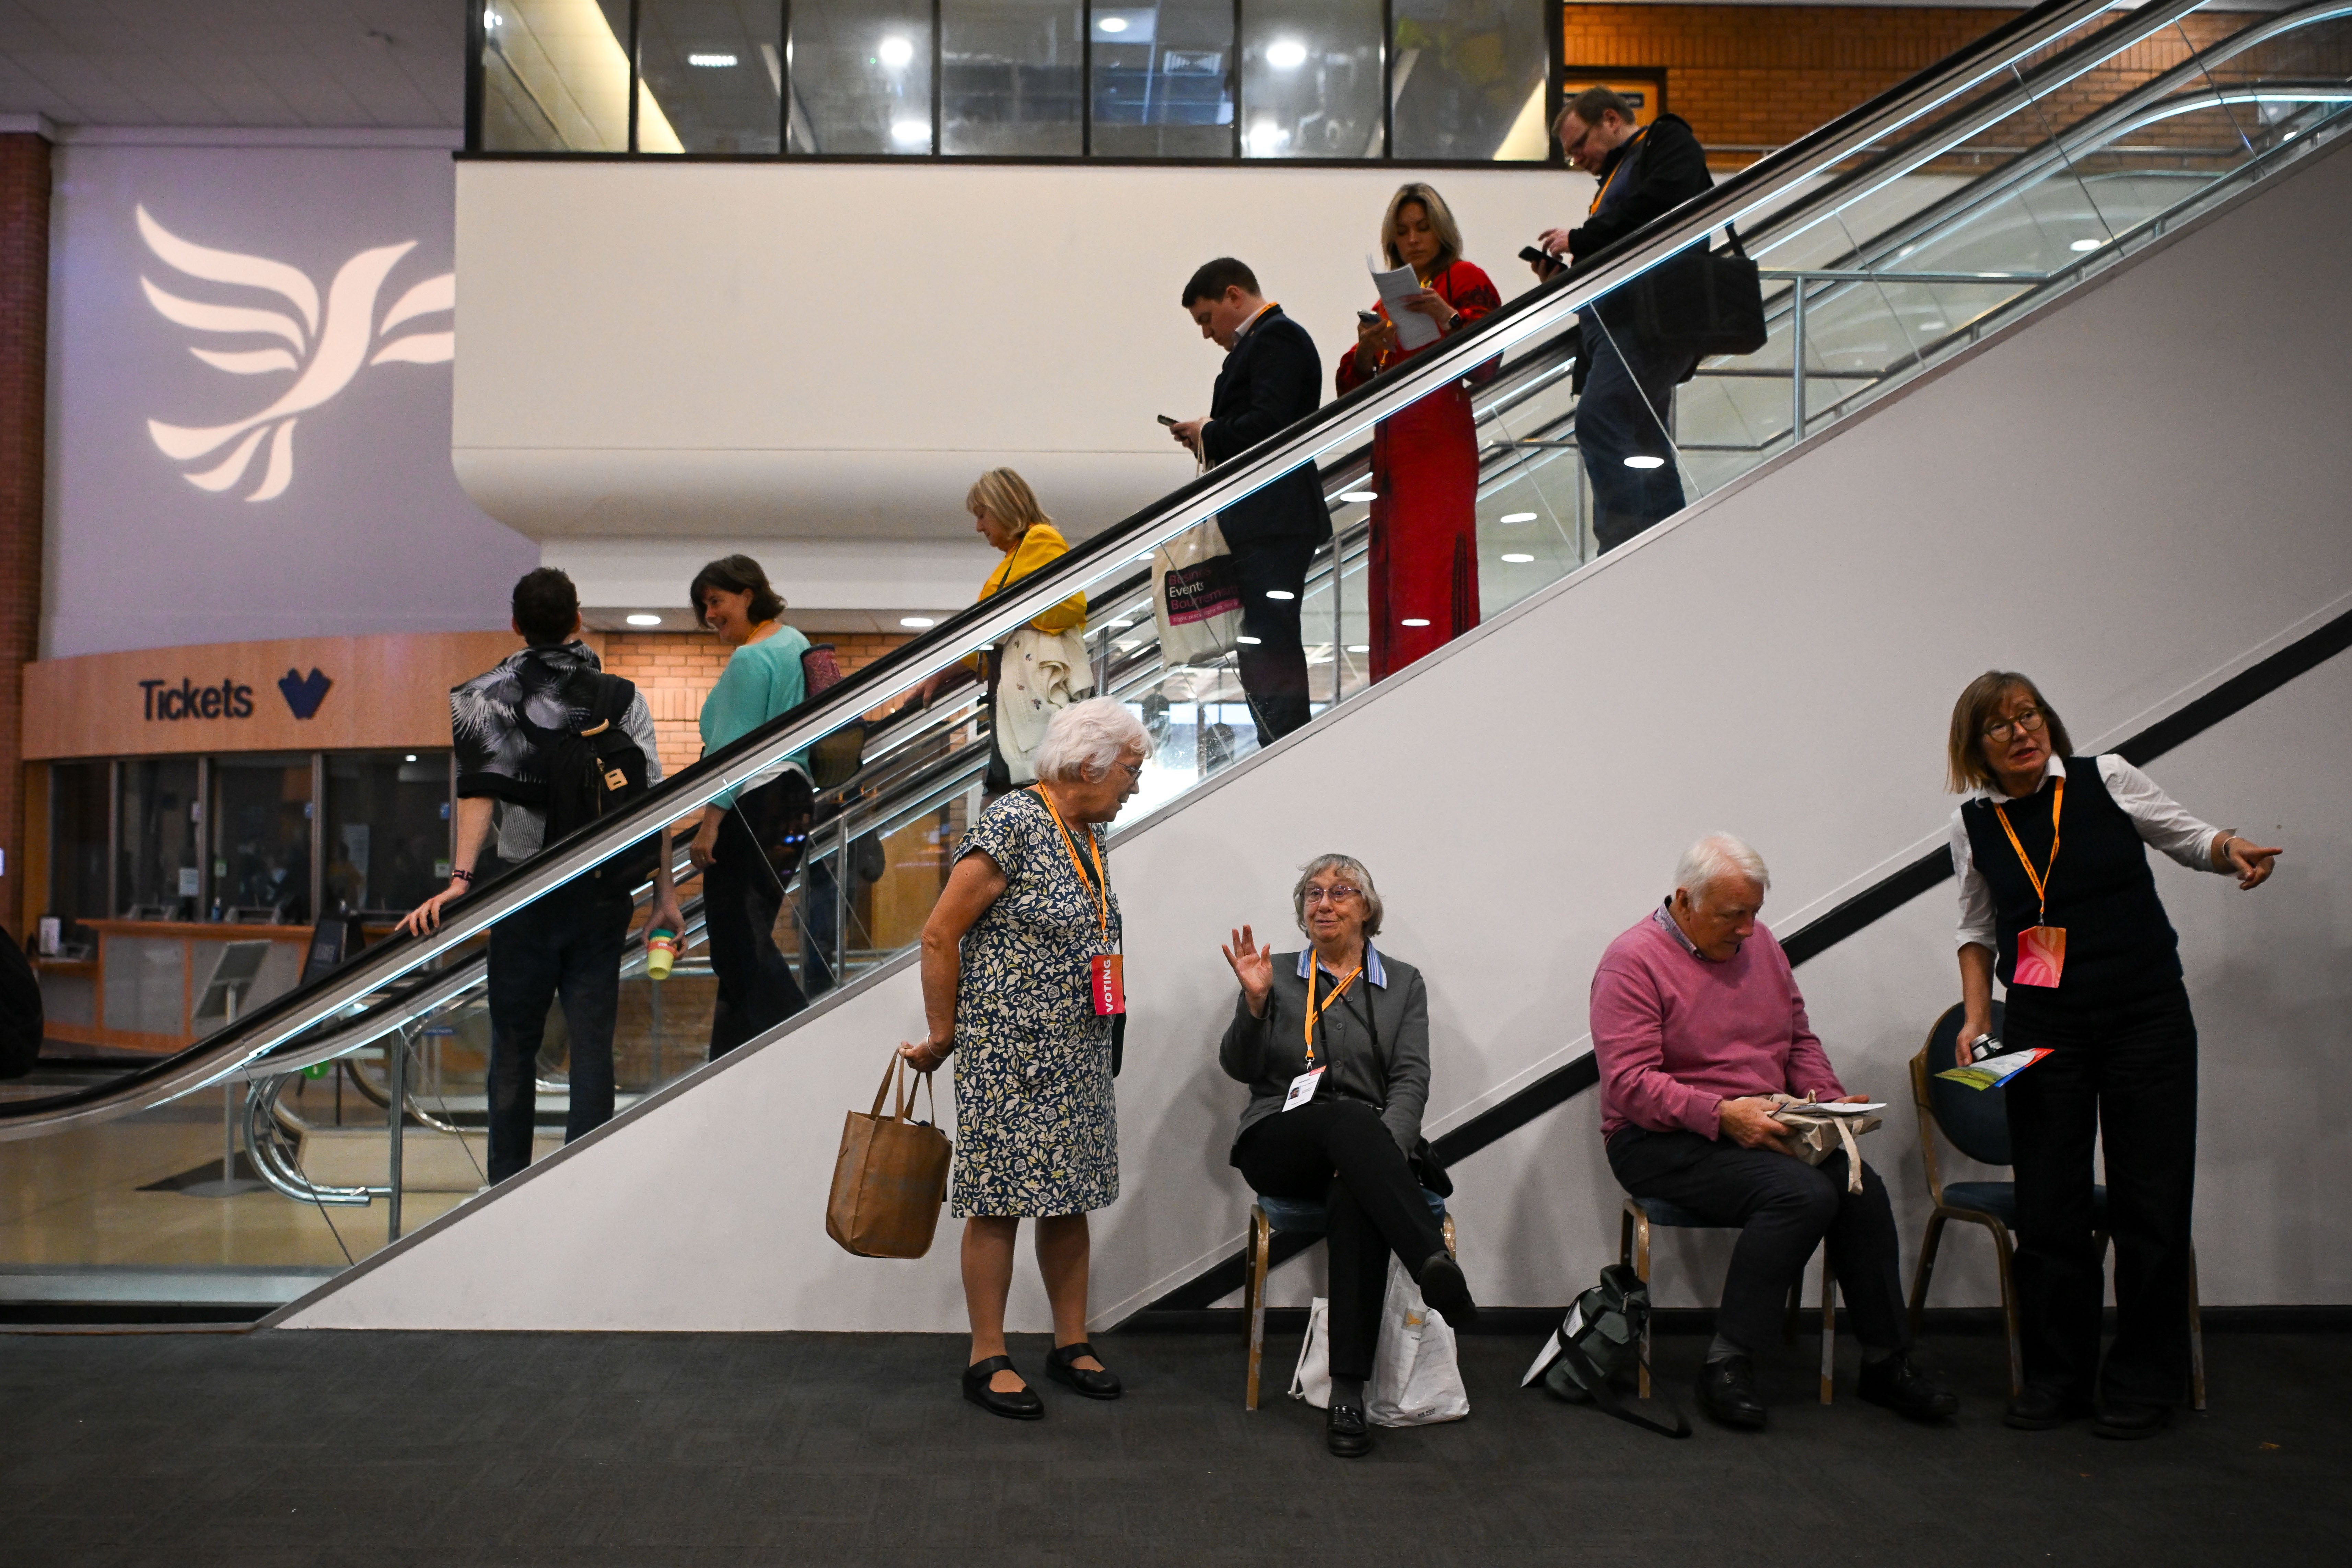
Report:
0,0,462,128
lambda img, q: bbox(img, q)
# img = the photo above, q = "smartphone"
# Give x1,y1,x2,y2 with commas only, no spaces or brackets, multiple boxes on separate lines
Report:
1520,244,1563,274
1156,414,1178,426
1356,309,1382,325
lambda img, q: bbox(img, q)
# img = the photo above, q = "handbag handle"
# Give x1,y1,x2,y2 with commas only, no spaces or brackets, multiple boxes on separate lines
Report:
869,1053,941,1125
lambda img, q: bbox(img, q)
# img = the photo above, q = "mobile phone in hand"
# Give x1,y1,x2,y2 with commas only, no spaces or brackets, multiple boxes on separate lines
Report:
1520,244,1564,276
1156,414,1178,426
1356,309,1382,325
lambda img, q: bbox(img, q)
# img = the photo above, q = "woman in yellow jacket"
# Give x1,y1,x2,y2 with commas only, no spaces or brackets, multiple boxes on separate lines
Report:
932,469,1093,796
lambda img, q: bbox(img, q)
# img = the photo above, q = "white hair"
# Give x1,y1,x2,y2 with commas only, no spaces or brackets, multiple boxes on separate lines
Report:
1674,833,1771,901
1034,696,1148,783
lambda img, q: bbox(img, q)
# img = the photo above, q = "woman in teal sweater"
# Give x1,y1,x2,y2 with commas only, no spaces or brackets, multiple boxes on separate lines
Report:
687,555,814,1058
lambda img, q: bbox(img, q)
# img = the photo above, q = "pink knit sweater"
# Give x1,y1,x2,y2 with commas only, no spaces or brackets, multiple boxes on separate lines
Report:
1590,910,1845,1139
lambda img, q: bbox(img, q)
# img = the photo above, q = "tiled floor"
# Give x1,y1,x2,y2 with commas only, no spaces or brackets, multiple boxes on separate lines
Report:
0,1326,2343,1567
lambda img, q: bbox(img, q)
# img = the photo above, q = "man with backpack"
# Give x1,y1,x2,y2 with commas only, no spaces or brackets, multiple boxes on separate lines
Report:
399,568,682,1184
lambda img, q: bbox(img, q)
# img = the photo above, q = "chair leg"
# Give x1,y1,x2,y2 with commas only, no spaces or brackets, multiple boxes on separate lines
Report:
2188,1242,2207,1413
1820,1254,1837,1406
1908,1211,1951,1335
1627,1206,1654,1401
1991,1221,2024,1401
1245,1209,1271,1412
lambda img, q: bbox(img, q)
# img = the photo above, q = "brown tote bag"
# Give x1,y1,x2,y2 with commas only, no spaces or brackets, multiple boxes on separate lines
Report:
825,1055,953,1258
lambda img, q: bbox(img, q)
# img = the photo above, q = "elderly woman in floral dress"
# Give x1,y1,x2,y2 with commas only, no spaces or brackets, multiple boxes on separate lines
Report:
901,697,1152,1420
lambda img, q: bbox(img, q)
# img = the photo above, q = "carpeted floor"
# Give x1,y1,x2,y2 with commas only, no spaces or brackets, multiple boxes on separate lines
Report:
1,1326,2344,1567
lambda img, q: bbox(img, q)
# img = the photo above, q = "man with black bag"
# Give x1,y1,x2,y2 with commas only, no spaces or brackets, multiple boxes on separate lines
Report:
1534,89,1718,553
399,568,682,1184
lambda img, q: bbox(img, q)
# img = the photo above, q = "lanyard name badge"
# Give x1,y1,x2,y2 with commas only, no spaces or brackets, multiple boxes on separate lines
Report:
1283,960,1362,1111
1034,788,1123,1015
1993,776,2067,987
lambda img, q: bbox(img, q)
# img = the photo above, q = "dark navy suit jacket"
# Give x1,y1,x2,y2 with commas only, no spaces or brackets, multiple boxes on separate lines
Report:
1201,306,1331,548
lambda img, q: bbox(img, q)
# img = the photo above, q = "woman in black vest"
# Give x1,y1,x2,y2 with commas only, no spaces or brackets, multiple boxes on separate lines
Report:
1945,671,2279,1439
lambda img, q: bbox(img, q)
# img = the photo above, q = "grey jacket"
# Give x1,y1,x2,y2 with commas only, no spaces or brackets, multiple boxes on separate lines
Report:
1219,947,1431,1158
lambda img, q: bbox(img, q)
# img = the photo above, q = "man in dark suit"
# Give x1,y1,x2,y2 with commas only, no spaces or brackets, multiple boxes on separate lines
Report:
1170,258,1328,742
1535,89,1715,553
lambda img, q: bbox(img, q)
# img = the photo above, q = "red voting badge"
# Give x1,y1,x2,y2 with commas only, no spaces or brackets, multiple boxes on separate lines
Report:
1091,953,1126,1016
2013,925,2067,988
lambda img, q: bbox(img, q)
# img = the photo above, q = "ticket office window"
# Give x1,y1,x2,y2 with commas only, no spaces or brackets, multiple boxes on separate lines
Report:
117,758,202,921
324,752,454,919
211,754,314,925
49,760,112,942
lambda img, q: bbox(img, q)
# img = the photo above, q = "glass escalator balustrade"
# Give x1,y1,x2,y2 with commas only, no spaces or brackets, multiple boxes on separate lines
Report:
7,0,2349,1301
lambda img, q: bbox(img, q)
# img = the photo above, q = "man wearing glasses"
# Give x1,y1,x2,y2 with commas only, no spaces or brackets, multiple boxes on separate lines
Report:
1533,87,1715,553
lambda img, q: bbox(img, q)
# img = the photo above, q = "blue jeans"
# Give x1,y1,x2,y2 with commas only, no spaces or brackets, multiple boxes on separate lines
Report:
1579,316,1693,552
485,881,633,1183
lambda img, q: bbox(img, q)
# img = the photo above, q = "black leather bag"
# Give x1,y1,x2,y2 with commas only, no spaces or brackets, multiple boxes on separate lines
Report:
1634,225,1767,360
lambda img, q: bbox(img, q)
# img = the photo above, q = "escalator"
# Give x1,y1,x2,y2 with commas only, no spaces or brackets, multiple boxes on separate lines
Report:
8,0,2351,1310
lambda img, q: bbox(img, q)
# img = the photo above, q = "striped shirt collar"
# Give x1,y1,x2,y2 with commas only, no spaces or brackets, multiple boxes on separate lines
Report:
1299,944,1386,988
1653,899,1703,959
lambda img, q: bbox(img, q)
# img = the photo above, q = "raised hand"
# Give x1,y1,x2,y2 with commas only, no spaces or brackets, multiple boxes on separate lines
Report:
1222,924,1275,1018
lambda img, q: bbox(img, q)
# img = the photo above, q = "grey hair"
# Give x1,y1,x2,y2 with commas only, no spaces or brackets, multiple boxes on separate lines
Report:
1292,853,1385,940
1674,833,1771,901
1034,696,1148,783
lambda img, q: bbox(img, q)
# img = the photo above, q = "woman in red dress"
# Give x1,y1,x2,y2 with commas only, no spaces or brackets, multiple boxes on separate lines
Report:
1335,183,1502,682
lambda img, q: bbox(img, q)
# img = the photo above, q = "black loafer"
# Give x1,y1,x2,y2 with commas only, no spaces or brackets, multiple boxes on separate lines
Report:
2093,1401,2172,1440
1045,1341,1123,1400
2003,1384,2093,1431
1858,1352,1959,1422
1326,1397,1373,1458
1417,1252,1478,1326
1696,1355,1768,1431
962,1355,1044,1421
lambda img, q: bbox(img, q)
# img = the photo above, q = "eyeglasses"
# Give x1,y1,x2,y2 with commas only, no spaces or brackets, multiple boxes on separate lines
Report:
1981,706,2048,743
1112,759,1145,781
1302,884,1362,905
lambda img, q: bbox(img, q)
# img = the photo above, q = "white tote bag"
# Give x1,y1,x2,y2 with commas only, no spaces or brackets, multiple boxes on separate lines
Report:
1288,1261,1471,1427
1151,519,1244,668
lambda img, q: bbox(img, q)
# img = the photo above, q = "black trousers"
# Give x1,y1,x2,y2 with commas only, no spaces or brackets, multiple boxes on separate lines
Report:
703,809,807,1060
485,880,633,1183
2003,981,2199,1406
1608,1127,1911,1359
1578,317,1694,553
1234,1099,1445,1381
1229,533,1320,743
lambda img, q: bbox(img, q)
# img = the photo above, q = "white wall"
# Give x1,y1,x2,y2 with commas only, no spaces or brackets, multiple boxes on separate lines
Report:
281,134,2352,1333
450,160,1583,548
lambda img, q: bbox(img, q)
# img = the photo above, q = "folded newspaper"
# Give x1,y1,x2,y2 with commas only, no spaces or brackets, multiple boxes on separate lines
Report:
1936,1046,2051,1091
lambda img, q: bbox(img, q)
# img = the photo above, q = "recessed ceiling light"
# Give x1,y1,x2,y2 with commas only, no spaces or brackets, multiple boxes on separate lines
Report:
1346,644,1370,653
2070,238,2103,252
1098,15,1128,32
1500,553,1535,564
1339,490,1378,503
1499,511,1537,523
1245,119,1288,156
890,118,929,145
1266,39,1307,69
1265,590,1295,601
626,613,662,626
1236,634,1263,644
404,754,418,763
688,53,737,67
878,35,915,68
1400,618,1431,627
1109,619,1134,629
1623,455,1666,470
900,616,935,628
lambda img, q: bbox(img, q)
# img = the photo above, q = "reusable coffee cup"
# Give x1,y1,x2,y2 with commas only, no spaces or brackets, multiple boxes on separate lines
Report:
647,928,679,982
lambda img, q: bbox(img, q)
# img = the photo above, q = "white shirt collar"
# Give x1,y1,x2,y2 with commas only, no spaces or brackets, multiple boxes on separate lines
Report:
1971,752,2067,805
1298,944,1386,987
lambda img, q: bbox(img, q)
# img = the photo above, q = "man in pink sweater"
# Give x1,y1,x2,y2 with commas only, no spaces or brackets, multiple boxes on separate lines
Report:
1592,834,1955,1431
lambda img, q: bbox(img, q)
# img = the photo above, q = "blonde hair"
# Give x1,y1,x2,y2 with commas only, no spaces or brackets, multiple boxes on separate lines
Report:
965,467,1051,535
1381,182,1465,273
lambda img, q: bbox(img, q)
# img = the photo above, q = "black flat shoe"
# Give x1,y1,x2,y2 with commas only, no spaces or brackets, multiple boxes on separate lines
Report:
962,1355,1044,1421
2093,1401,2171,1440
1045,1341,1123,1400
1696,1355,1768,1431
1858,1352,1959,1422
2003,1385,2093,1431
1326,1396,1373,1458
1417,1252,1477,1326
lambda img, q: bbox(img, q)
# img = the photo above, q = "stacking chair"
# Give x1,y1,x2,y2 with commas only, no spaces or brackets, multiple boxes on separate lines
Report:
1241,1189,1454,1410
1620,1197,1839,1404
1907,1001,2204,1408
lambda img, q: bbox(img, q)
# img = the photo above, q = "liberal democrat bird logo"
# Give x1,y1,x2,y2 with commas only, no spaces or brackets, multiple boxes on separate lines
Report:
137,204,454,502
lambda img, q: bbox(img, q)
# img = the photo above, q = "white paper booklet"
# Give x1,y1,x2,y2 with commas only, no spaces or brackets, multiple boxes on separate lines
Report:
1370,255,1442,350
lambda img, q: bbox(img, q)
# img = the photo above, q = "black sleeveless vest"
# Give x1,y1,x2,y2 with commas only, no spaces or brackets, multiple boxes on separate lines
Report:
1959,757,2182,1005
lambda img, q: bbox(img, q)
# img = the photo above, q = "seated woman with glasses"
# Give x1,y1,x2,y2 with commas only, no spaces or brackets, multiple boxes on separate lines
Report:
1946,671,2280,1439
1218,855,1475,1459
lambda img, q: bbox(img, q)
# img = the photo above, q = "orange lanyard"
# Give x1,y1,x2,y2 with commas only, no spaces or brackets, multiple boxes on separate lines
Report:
1588,127,1652,215
1992,776,2064,924
1303,961,1363,1065
1031,787,1109,932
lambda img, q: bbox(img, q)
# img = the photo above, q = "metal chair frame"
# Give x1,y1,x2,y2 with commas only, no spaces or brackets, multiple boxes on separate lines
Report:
1620,1197,1838,1405
1242,1200,1456,1411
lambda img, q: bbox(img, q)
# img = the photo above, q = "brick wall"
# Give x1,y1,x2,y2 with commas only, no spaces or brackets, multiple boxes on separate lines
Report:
599,629,913,778
0,133,47,940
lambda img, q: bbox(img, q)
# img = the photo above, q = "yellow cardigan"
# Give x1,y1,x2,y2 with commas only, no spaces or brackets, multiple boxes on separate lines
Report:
979,522,1087,634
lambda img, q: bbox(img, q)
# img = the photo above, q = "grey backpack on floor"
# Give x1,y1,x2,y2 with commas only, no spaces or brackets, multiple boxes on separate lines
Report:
1534,1263,1690,1438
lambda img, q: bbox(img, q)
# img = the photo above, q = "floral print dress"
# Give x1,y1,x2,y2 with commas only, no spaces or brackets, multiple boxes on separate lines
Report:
950,789,1121,1218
